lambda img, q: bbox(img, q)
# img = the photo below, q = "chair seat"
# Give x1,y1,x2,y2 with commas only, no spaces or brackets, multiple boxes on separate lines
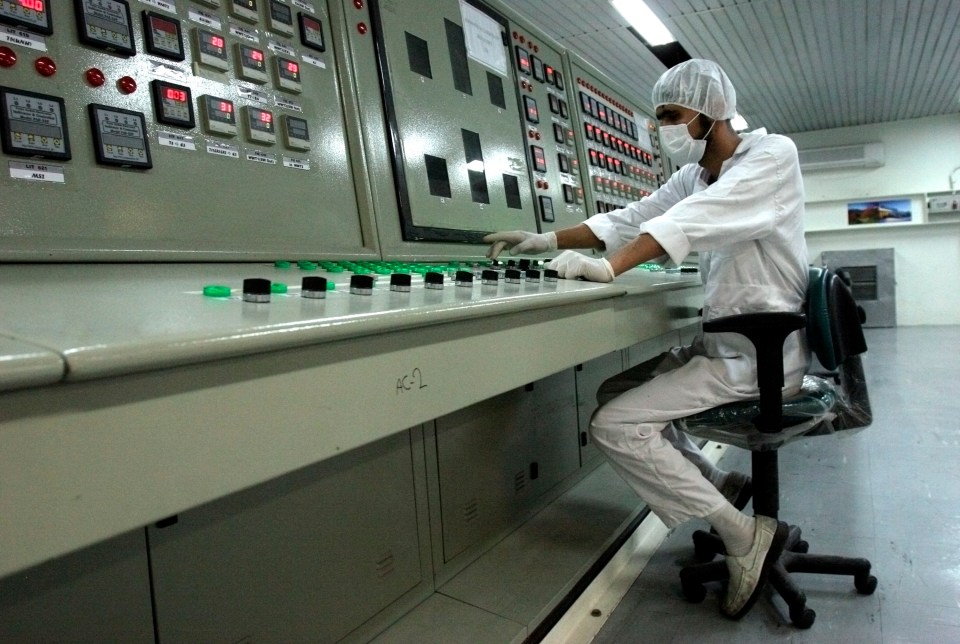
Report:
678,375,837,451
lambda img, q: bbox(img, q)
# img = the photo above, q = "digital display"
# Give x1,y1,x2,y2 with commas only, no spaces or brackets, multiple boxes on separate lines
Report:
523,95,538,123
74,0,136,56
151,80,194,128
580,92,590,114
552,123,564,144
584,123,595,141
195,28,229,70
515,46,530,75
0,86,70,159
298,13,325,52
275,55,302,92
0,0,53,34
244,106,275,144
597,102,606,122
531,55,544,82
283,115,310,150
268,0,293,34
207,97,233,120
143,11,184,61
548,94,559,115
557,153,570,174
87,103,151,168
230,0,258,22
539,195,554,222
544,65,555,85
236,43,268,82
530,145,546,173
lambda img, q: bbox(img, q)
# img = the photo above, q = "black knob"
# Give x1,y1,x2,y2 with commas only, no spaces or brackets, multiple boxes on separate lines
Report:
544,269,559,281
390,273,412,292
455,270,473,286
481,269,499,285
302,276,328,299
350,274,374,295
504,269,522,284
518,259,531,270
424,271,444,289
525,269,541,282
243,278,271,303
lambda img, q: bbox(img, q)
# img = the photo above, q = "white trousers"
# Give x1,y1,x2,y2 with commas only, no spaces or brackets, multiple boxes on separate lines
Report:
589,346,758,528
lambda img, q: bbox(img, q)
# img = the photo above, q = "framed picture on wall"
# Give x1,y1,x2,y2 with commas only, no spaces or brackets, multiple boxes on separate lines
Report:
847,198,912,225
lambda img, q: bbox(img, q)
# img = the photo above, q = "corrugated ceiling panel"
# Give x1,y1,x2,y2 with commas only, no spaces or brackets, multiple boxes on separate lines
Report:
501,0,960,134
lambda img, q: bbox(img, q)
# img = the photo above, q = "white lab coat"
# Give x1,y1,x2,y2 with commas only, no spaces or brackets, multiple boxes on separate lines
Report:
584,130,811,526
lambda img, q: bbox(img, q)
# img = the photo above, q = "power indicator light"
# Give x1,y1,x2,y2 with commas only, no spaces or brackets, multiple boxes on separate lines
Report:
34,56,56,77
0,46,16,68
85,67,106,86
118,75,137,94
357,22,367,34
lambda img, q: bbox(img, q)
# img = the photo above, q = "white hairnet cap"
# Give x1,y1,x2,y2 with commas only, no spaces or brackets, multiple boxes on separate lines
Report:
652,59,737,121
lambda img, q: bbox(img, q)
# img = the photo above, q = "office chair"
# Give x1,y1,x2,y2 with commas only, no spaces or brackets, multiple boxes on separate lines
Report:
676,266,877,628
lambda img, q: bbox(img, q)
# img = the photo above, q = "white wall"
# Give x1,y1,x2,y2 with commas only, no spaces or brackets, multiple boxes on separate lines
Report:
787,114,960,326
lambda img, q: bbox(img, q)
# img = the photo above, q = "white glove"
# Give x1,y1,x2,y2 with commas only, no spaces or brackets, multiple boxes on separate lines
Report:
483,230,557,259
546,251,615,283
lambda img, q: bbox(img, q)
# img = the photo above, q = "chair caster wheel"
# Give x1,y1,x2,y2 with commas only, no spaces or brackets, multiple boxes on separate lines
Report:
794,539,809,553
855,574,878,594
790,605,816,629
681,580,706,603
693,542,716,562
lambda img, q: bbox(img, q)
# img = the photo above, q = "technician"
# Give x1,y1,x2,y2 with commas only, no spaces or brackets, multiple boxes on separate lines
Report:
484,59,808,619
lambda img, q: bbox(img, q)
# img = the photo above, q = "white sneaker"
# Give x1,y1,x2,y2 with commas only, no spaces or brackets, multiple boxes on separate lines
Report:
722,515,789,619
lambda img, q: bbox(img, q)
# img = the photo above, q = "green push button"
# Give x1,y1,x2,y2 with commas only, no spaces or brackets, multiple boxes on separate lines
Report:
274,260,292,269
271,282,288,294
203,285,232,298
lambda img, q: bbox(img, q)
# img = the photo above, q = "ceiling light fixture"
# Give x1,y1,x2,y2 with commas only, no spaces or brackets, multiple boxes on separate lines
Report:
611,0,676,46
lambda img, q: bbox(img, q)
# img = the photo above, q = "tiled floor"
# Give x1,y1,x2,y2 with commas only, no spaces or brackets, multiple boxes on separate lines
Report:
592,326,960,643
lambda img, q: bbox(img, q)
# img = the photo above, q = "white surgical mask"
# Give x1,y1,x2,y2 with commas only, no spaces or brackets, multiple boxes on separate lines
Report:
660,115,715,166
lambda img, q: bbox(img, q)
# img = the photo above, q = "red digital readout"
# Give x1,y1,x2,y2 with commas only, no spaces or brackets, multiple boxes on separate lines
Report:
210,35,225,48
164,87,187,102
19,0,45,11
259,111,272,124
250,49,264,62
219,101,233,113
286,61,299,74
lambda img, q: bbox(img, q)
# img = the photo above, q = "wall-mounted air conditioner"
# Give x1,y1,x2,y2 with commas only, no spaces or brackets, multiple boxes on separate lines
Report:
797,142,885,172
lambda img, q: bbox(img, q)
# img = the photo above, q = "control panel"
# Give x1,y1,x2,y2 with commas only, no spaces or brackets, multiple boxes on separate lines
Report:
567,55,663,217
0,0,372,260
367,0,538,244
508,23,587,232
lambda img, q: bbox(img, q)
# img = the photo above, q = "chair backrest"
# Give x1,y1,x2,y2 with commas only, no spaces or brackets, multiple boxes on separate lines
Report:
806,266,868,370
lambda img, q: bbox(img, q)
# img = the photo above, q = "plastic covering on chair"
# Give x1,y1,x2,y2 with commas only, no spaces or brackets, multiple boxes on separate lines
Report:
677,266,873,451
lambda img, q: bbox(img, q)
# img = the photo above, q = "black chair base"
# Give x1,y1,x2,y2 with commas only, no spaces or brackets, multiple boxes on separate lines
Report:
679,524,877,628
